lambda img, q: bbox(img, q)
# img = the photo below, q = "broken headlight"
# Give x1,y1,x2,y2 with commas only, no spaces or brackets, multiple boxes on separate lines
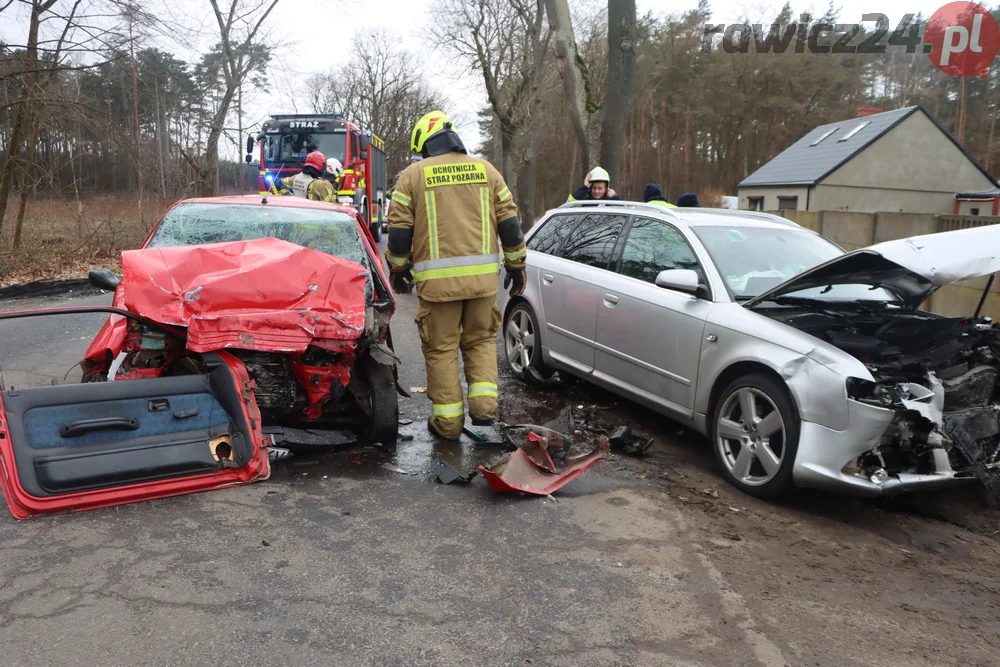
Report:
846,377,877,401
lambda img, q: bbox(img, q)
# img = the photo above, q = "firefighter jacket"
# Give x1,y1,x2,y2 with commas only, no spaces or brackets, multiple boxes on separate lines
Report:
567,184,623,202
275,172,335,202
386,152,526,303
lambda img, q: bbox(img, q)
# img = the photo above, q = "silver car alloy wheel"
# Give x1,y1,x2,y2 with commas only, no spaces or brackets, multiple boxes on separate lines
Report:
505,308,536,375
717,387,786,487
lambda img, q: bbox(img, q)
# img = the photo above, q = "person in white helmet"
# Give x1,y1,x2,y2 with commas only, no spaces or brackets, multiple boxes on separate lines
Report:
567,166,622,202
324,157,344,190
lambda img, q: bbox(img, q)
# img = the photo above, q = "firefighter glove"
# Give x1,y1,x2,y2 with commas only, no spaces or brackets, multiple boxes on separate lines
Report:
504,267,526,297
390,266,414,295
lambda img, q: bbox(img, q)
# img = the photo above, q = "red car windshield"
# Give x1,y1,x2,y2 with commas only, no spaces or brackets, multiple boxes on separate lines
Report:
148,202,367,267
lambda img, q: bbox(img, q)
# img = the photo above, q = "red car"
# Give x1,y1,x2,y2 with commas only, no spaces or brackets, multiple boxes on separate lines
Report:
0,195,398,519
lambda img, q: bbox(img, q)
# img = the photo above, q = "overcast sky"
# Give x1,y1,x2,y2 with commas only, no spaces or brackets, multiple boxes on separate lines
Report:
3,0,951,154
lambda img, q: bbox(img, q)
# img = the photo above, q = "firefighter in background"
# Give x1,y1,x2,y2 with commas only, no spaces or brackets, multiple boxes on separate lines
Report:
272,151,335,202
325,158,344,190
643,183,676,208
567,166,622,202
386,110,527,440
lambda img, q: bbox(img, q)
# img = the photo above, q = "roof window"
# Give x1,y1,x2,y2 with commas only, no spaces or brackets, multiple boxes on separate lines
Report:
838,121,870,142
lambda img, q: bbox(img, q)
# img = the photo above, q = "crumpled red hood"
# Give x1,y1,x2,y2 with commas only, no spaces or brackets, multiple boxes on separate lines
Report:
120,238,369,353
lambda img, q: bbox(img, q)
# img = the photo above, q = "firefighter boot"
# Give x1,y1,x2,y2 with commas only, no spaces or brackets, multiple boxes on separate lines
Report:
461,296,501,425
417,299,465,439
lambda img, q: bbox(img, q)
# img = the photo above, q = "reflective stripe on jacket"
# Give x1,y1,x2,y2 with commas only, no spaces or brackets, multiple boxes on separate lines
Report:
386,153,523,302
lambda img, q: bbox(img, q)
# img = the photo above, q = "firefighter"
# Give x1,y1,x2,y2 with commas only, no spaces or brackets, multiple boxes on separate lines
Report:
272,151,335,202
643,183,676,208
325,157,344,190
386,110,527,440
567,167,622,202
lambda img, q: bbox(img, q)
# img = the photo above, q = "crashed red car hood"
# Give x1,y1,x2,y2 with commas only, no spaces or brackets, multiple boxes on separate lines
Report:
121,238,369,353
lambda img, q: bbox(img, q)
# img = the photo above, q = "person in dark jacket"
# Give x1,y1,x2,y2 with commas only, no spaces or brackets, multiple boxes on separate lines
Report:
643,183,675,208
567,166,622,202
676,192,701,207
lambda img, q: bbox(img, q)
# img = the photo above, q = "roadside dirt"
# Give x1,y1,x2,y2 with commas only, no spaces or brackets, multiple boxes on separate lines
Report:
499,371,1000,666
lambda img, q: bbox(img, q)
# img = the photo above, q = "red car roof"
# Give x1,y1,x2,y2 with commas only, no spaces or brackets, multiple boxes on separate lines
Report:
177,194,357,215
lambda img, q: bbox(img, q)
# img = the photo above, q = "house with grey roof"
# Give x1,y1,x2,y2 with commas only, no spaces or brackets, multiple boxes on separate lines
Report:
737,106,997,214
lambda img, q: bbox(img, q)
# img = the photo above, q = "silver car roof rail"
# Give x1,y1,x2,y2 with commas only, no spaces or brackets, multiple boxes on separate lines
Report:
557,200,800,227
558,200,683,218
676,207,801,228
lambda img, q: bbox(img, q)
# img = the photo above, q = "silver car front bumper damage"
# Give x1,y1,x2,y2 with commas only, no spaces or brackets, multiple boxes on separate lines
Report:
792,398,975,496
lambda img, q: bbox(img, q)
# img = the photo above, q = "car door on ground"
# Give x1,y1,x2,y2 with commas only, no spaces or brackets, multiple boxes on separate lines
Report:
528,212,627,375
0,330,269,519
593,216,712,419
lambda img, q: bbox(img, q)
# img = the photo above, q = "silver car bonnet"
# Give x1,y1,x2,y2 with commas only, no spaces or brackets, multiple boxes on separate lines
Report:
744,224,1000,309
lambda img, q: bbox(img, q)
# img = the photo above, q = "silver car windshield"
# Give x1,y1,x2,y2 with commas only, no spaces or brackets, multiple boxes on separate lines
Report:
693,226,896,301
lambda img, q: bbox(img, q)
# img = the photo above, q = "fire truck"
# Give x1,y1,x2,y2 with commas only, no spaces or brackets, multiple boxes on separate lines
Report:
246,113,388,241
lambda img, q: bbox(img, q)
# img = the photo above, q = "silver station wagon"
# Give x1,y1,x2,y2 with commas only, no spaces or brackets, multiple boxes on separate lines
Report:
499,201,1000,498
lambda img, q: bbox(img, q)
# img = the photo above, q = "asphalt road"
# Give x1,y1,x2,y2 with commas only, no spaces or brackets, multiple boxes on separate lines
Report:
1,286,999,666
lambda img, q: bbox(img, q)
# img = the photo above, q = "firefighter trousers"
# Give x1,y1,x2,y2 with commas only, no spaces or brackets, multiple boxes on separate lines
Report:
416,296,501,437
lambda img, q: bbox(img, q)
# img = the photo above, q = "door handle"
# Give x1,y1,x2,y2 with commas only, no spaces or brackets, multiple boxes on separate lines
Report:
60,417,139,439
542,274,555,285
604,293,619,305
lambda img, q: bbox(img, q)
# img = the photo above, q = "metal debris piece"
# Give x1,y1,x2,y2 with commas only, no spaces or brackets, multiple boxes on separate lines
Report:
433,458,477,485
519,431,559,472
608,425,654,456
950,425,1000,506
398,418,413,426
409,386,427,393
703,487,719,499
463,425,487,442
379,462,410,474
267,446,292,462
479,436,610,496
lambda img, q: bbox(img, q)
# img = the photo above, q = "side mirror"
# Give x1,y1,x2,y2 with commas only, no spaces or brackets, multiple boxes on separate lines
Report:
359,133,371,151
654,269,703,297
246,134,255,155
360,150,368,161
89,268,120,292
244,154,252,164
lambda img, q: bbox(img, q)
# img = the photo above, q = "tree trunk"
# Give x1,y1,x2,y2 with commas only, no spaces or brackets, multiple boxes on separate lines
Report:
130,37,144,225
600,0,636,184
154,74,168,197
987,98,999,173
544,0,598,171
199,89,235,197
516,71,546,231
13,118,38,251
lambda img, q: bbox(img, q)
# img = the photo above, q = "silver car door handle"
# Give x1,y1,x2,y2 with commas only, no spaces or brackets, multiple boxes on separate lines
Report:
604,293,619,305
542,274,555,284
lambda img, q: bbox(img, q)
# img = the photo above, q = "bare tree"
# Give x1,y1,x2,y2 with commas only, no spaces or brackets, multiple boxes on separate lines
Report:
599,0,635,183
0,0,61,234
196,0,280,197
432,0,548,185
543,0,599,172
306,31,447,179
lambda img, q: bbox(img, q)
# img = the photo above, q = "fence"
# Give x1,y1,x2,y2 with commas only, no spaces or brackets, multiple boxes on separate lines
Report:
772,209,1000,320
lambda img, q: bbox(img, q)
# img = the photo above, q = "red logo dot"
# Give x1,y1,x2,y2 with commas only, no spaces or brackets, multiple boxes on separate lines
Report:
926,2,1000,79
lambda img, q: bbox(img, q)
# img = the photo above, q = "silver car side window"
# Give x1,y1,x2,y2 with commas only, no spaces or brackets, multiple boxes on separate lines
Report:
559,214,626,270
527,214,582,256
619,217,704,284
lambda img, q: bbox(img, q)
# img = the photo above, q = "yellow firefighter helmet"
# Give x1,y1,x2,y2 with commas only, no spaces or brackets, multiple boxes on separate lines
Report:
410,110,454,155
